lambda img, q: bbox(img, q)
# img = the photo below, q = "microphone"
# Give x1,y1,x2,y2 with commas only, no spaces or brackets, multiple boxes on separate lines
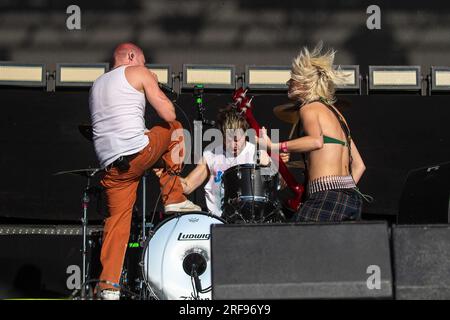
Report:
158,82,175,94
192,267,203,293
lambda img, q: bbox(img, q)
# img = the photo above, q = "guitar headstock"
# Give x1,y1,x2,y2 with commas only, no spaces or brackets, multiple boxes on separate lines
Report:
232,87,253,114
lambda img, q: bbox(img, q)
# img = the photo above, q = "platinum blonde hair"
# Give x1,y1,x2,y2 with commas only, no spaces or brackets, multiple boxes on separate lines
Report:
288,42,348,105
216,104,249,134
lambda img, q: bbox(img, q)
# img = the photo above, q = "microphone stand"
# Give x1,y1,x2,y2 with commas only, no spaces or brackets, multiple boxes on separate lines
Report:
191,266,202,300
193,85,215,127
192,85,215,209
138,169,154,300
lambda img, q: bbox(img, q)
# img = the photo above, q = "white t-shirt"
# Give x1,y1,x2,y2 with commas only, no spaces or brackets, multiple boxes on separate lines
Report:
202,142,259,217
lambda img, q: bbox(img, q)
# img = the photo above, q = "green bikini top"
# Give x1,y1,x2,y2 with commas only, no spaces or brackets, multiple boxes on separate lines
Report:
299,133,348,147
323,135,348,146
318,97,350,147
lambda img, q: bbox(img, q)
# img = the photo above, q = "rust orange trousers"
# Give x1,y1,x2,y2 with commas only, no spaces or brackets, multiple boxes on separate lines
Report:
99,121,186,290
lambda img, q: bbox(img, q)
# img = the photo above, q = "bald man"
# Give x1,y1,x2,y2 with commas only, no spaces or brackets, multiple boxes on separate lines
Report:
89,43,200,300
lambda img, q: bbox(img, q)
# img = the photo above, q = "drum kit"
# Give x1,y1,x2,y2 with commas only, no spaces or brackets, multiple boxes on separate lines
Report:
221,164,281,224
57,100,303,300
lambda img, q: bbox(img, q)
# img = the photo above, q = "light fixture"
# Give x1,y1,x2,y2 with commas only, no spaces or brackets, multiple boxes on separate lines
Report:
0,62,46,87
182,64,235,90
431,66,450,92
146,64,172,87
369,66,421,91
56,63,109,87
245,65,290,90
244,65,360,92
335,65,360,92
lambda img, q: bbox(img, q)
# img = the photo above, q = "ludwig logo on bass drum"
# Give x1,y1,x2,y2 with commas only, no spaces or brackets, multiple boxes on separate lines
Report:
178,232,210,241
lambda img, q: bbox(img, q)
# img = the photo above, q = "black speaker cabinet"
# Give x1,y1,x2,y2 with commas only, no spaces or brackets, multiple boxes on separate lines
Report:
393,224,450,300
211,221,393,299
0,225,102,299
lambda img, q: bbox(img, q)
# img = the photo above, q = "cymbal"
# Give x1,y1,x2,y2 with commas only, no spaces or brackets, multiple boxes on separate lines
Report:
78,124,93,142
53,168,103,178
273,103,300,124
285,161,305,169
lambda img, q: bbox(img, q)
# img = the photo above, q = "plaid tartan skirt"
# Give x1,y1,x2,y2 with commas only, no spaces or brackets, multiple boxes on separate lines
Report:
294,188,362,222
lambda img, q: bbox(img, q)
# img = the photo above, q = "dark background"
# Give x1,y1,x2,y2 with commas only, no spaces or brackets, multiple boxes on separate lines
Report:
1,88,449,222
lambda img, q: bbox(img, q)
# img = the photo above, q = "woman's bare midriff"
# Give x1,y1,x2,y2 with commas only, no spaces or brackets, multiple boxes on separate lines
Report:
307,144,350,181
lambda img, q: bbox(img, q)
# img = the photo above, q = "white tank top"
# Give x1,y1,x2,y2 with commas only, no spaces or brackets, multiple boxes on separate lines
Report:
89,65,149,168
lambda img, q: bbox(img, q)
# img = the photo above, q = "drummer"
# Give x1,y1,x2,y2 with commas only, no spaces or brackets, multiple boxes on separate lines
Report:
155,105,289,217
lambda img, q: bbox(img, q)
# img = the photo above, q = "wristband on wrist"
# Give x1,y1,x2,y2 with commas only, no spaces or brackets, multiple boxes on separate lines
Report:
280,141,288,153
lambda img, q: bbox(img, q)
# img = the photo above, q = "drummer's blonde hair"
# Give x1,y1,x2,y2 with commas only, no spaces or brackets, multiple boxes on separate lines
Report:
288,42,347,105
217,104,249,134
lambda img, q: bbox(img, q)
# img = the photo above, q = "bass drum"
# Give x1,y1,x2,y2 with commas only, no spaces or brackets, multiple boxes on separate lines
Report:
142,212,224,300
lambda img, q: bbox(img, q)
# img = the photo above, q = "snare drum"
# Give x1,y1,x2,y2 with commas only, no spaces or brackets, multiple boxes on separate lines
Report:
141,212,224,300
221,164,278,223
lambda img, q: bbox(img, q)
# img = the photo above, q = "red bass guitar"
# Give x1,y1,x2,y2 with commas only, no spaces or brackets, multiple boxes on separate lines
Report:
232,87,304,211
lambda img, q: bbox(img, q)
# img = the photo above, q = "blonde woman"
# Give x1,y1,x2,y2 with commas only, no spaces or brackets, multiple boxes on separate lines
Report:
260,43,366,222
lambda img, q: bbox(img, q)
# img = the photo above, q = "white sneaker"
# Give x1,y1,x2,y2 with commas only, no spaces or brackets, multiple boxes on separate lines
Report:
100,289,120,300
164,199,201,213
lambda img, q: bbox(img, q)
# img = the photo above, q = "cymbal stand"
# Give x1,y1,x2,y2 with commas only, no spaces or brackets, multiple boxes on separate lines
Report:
80,169,100,299
139,171,150,299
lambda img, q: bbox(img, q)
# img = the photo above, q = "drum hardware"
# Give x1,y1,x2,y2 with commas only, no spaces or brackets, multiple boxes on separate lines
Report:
138,169,150,297
76,123,154,252
182,251,207,277
141,212,224,300
54,167,153,300
53,168,103,299
75,123,219,299
117,214,155,300
75,124,151,298
183,249,209,298
237,195,268,201
78,119,165,298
